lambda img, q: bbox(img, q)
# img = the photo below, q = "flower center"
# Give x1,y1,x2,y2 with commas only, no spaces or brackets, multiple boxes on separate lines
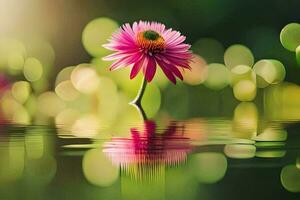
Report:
137,30,165,54
143,30,160,40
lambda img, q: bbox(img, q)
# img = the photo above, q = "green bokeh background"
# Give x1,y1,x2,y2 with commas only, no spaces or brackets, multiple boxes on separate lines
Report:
49,0,299,83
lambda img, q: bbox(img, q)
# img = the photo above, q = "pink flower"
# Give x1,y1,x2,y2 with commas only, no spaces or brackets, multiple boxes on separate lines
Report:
103,21,193,84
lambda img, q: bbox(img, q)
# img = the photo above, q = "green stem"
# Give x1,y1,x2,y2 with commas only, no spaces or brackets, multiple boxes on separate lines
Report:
130,77,148,120
131,77,147,107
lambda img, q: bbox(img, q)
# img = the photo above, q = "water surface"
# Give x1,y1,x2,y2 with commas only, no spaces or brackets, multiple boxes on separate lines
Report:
0,117,300,200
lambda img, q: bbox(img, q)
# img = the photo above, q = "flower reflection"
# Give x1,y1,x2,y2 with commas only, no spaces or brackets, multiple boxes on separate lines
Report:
0,74,10,91
103,120,192,180
0,74,10,124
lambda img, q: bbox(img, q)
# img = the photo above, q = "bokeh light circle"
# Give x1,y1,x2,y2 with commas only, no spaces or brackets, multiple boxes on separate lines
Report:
224,44,254,69
230,65,255,86
233,80,256,101
55,80,80,101
11,81,31,104
204,63,230,90
280,23,300,51
71,64,100,94
281,165,300,192
23,57,43,82
55,66,75,87
181,54,208,85
189,153,227,183
82,17,119,57
83,148,119,187
253,59,286,87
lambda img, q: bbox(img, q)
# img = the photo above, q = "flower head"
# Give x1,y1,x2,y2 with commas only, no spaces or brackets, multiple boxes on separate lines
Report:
103,21,193,84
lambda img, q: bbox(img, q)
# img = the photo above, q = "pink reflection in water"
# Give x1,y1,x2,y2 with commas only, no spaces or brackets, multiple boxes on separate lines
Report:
103,121,193,168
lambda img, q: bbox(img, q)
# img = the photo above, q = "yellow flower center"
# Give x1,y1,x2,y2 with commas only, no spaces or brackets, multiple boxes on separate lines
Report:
137,30,165,54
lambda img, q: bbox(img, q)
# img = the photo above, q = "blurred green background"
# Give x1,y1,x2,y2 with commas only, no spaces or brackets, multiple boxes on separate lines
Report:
1,0,299,79
0,0,300,124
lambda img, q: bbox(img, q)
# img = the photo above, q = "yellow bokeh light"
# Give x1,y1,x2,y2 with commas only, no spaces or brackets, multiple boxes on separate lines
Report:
55,66,75,86
23,57,43,82
11,81,31,104
253,59,286,88
189,153,227,183
204,63,230,90
280,23,300,52
55,80,80,101
71,64,100,94
224,44,254,69
82,17,119,57
233,80,256,101
233,102,257,139
230,65,256,86
83,148,119,187
182,54,208,85
268,60,286,84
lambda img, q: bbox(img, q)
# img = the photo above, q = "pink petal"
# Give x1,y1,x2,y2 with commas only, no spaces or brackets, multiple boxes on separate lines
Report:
166,64,183,80
160,54,191,69
145,57,157,82
156,59,177,84
130,56,145,79
102,50,138,61
110,53,143,71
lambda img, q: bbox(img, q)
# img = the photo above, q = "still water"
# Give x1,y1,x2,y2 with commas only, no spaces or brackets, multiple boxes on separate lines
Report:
0,115,300,200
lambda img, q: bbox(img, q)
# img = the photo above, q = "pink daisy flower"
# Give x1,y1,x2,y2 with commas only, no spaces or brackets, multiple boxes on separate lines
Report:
103,21,193,84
